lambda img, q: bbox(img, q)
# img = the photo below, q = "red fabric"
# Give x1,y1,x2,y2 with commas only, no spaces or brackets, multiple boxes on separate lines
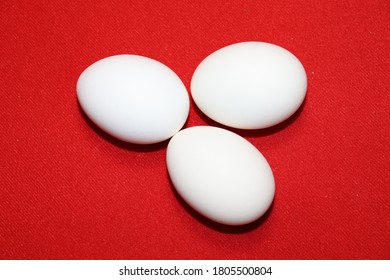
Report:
1,0,389,260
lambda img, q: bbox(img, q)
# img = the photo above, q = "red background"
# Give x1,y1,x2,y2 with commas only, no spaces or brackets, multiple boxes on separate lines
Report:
1,0,389,259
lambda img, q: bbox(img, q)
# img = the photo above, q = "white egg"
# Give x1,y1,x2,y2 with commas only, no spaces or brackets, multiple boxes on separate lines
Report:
191,41,307,129
77,55,189,144
166,126,275,226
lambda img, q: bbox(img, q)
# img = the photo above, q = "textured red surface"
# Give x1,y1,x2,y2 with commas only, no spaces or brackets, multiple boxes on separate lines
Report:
1,0,389,260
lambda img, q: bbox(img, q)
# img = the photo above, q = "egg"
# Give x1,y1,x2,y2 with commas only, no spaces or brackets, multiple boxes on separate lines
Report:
77,54,189,144
191,41,307,129
166,126,275,226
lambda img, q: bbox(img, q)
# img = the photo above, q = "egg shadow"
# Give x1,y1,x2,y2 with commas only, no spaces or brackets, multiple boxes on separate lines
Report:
77,101,170,152
167,171,274,234
191,93,308,138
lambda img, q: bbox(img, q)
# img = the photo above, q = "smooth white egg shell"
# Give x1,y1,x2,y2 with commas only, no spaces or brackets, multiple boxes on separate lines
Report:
191,41,307,129
77,54,189,144
166,126,275,226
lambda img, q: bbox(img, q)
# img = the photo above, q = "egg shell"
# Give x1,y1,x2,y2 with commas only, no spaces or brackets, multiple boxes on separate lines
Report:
191,41,307,129
77,54,189,144
166,126,275,226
